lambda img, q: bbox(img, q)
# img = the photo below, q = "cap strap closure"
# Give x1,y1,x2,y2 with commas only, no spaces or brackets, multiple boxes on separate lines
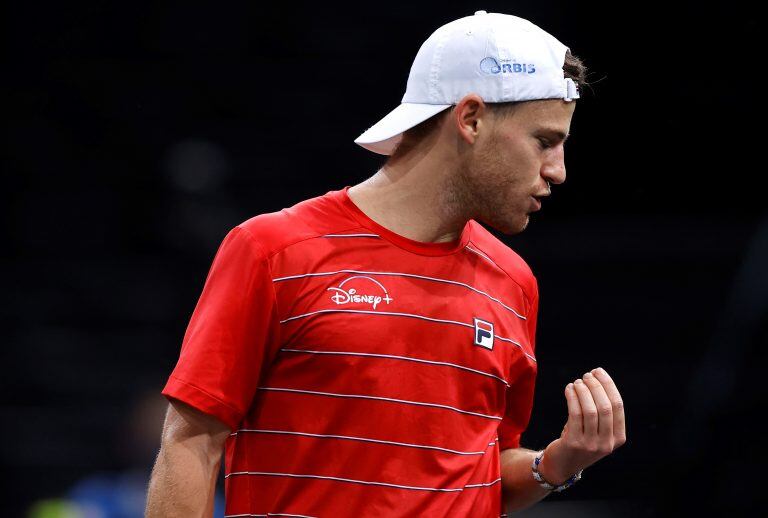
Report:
564,77,580,101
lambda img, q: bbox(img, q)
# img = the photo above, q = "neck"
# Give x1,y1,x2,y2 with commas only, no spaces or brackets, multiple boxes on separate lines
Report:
348,146,471,244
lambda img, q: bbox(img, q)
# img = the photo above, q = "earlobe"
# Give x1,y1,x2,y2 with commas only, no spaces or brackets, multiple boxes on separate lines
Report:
462,121,478,145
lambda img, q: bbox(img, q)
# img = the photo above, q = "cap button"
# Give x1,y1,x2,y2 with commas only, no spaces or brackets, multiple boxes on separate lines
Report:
474,10,487,15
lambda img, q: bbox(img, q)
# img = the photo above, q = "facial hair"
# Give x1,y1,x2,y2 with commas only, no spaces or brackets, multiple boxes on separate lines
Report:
454,129,529,235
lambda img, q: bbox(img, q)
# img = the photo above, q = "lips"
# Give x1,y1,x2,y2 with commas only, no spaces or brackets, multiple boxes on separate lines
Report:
530,190,550,212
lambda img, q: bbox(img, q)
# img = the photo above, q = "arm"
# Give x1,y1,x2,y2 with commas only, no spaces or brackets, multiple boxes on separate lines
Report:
500,367,627,512
145,399,231,518
499,447,551,511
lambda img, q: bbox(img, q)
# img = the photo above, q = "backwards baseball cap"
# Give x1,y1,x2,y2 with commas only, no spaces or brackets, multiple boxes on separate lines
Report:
354,10,580,155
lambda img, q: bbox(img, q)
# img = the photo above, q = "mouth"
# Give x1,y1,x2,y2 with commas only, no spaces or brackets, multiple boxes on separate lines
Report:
530,196,542,212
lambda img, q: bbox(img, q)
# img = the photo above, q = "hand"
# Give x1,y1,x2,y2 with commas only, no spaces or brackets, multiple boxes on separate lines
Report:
537,367,626,485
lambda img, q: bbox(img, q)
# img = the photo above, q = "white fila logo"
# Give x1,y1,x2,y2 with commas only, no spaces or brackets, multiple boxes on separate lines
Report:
474,318,494,350
327,275,393,310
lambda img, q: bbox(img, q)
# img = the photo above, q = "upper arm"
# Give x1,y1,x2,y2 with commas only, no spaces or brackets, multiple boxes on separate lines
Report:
161,398,231,457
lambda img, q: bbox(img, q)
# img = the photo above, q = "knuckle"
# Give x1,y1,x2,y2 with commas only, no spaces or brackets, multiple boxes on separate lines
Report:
613,400,625,412
598,405,612,417
583,409,598,419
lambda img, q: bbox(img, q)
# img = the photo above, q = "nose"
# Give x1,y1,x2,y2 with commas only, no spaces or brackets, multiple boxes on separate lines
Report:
541,145,566,185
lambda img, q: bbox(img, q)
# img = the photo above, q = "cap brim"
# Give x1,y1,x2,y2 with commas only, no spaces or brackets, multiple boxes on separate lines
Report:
354,102,452,155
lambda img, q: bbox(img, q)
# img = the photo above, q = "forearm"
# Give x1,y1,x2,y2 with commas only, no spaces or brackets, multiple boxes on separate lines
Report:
499,447,553,512
145,401,229,518
145,437,221,518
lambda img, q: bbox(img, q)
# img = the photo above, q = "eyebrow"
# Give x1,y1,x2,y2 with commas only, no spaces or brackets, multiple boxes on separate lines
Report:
560,131,571,142
539,128,570,142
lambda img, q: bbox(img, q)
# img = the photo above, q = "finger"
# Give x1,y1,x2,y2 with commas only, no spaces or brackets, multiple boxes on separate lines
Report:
582,371,613,440
573,378,597,438
592,367,626,445
563,382,583,436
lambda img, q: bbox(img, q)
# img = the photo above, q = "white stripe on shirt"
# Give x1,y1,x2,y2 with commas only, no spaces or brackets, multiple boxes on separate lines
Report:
279,348,510,386
257,386,503,421
322,233,381,238
464,477,502,488
224,471,501,492
229,428,487,455
465,245,495,265
280,308,468,327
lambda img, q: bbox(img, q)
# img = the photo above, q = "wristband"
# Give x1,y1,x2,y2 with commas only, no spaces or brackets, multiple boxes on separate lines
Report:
531,450,583,492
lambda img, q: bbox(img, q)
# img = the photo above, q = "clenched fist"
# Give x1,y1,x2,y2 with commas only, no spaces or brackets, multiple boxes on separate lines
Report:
537,367,626,485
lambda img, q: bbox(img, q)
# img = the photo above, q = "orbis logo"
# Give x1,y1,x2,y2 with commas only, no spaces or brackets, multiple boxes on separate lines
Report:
479,57,536,75
327,275,393,310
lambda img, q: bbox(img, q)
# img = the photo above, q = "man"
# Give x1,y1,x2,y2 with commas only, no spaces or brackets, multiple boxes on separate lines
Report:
146,10,626,517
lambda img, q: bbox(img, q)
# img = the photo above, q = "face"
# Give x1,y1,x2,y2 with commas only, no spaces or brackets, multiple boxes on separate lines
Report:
456,99,576,234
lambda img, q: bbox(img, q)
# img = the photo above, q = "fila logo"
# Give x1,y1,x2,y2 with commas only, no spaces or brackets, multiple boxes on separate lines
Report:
474,317,494,350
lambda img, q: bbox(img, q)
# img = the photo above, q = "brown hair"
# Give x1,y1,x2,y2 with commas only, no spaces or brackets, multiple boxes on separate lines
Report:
387,50,587,161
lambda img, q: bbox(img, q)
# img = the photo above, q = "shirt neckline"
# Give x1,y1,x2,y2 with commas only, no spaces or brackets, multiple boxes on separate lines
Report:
331,185,472,257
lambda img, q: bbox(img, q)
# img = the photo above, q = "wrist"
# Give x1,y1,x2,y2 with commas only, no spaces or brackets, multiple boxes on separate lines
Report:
536,446,570,485
531,449,583,493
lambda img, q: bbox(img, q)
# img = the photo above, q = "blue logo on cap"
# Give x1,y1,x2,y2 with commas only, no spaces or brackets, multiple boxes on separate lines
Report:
479,57,536,75
479,57,501,74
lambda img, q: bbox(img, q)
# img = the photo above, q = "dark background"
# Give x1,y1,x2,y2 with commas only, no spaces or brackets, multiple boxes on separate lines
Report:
3,0,764,516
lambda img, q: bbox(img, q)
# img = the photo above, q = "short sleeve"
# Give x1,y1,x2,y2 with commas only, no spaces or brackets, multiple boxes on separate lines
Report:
497,276,539,450
162,226,281,430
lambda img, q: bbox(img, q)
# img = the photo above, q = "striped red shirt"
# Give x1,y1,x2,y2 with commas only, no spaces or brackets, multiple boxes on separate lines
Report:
162,186,539,517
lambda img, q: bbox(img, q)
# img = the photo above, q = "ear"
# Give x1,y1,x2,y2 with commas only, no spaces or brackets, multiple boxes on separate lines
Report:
453,93,488,146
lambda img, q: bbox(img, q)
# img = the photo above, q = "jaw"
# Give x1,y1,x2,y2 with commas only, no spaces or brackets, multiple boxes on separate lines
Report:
476,208,529,235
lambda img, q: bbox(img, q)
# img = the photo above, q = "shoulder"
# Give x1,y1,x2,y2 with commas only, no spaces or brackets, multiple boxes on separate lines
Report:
466,220,538,303
233,188,362,258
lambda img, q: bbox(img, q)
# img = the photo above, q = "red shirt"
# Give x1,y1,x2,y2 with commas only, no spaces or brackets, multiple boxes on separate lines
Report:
162,186,539,517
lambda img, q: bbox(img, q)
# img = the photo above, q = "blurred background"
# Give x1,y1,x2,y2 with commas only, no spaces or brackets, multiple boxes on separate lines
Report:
3,0,763,516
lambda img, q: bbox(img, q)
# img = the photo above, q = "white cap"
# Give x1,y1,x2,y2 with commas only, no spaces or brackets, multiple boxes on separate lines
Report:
354,11,580,155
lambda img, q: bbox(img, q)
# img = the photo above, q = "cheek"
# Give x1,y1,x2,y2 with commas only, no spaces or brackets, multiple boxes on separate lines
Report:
470,139,531,200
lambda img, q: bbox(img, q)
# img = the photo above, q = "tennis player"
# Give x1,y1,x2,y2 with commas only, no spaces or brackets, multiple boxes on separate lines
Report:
146,10,625,517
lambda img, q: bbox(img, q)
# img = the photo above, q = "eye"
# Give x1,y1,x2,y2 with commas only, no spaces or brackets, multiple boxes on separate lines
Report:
537,137,552,149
